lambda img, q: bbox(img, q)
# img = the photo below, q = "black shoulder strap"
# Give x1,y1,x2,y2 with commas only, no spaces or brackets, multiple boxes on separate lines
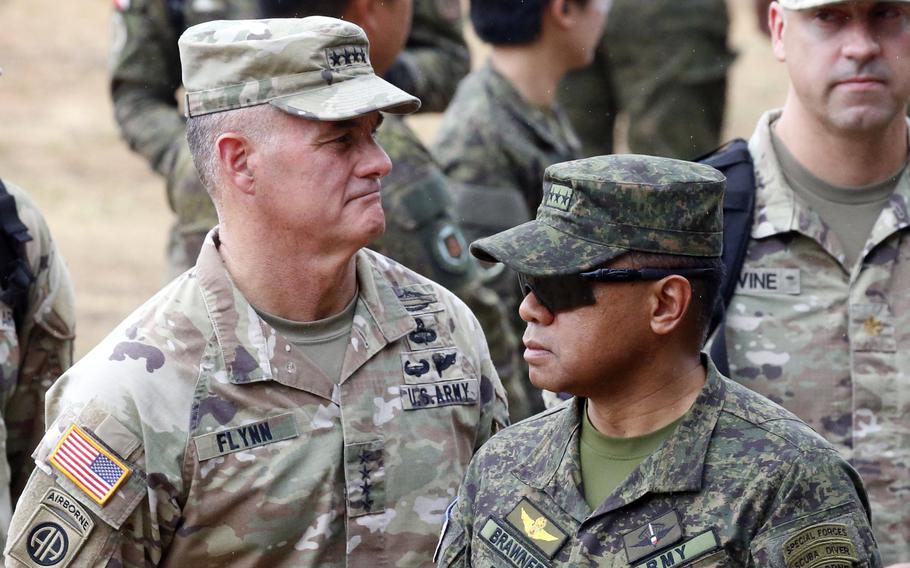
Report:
697,138,756,375
0,179,35,331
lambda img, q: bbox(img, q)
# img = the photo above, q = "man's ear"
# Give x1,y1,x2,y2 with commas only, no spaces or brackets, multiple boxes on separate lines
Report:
344,0,375,33
216,133,255,195
546,0,574,29
769,2,787,62
648,276,693,337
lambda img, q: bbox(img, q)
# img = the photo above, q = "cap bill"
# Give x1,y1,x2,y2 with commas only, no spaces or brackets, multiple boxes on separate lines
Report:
470,220,629,277
270,73,420,120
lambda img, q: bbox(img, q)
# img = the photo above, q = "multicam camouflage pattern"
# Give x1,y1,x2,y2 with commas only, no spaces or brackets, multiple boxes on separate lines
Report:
178,17,419,118
109,0,465,276
558,0,734,159
718,110,910,564
437,359,883,567
0,181,75,551
370,116,529,421
385,0,469,113
471,155,725,276
5,232,508,566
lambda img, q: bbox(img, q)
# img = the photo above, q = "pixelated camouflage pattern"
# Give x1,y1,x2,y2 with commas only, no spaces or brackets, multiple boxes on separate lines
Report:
0,181,75,551
781,0,910,8
384,0,469,113
370,116,530,421
109,0,462,276
5,232,508,566
471,154,725,277
437,358,883,567
178,17,419,118
718,110,910,564
558,0,734,159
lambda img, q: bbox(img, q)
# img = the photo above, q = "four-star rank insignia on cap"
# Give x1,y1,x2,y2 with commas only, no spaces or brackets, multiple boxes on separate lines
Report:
49,425,131,506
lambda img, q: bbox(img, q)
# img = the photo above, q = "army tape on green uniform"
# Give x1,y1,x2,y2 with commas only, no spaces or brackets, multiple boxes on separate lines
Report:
632,530,720,568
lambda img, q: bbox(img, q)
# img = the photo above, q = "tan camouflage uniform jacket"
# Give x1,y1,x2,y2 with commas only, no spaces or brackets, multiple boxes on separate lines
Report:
0,181,74,552
5,232,508,567
721,110,910,564
436,358,882,568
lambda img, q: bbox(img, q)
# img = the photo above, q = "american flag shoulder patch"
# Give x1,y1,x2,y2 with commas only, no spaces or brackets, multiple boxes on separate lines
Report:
49,424,131,506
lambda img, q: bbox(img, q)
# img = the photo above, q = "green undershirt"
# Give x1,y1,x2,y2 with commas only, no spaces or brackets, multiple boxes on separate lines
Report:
255,294,358,383
580,402,683,510
771,123,905,267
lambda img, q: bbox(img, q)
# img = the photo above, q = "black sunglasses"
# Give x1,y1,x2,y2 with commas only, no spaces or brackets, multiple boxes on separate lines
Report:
518,267,716,314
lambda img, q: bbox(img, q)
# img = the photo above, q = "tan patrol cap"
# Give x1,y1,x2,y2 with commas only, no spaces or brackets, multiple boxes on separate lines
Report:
178,16,421,119
779,0,910,8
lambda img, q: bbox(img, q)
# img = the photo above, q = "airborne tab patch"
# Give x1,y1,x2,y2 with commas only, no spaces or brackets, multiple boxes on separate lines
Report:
49,425,131,506
543,184,574,212
504,498,568,558
194,413,299,462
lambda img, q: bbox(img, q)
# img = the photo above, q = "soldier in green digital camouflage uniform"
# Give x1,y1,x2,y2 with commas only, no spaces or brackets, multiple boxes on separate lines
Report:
6,18,508,566
557,0,735,160
435,154,882,568
0,178,75,552
715,1,910,564
110,0,525,420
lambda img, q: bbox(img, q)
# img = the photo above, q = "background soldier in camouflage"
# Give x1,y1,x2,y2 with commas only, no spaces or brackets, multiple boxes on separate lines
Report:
434,0,609,416
436,154,882,568
557,0,735,159
6,18,508,566
0,177,74,552
715,1,910,564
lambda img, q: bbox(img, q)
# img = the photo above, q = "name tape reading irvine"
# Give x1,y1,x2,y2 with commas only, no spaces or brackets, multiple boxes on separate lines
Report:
735,268,800,295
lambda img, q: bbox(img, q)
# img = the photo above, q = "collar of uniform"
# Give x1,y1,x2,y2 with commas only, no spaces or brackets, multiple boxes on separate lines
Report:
862,125,910,260
195,232,415,387
589,355,726,517
511,398,590,524
481,62,582,157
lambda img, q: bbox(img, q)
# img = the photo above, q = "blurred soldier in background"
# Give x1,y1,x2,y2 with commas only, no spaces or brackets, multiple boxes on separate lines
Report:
558,0,735,159
109,0,524,418
710,1,910,564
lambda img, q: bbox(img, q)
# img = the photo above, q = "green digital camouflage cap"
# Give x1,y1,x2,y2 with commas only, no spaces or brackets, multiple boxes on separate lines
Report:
178,17,421,119
470,155,725,276
779,0,910,8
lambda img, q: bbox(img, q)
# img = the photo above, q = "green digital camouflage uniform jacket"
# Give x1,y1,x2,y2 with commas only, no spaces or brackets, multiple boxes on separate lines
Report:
720,110,910,564
0,181,75,551
109,0,470,276
558,0,735,159
5,232,509,567
436,358,883,568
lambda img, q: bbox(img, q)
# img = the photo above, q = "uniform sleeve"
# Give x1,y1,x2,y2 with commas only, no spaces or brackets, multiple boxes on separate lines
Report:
435,461,481,567
384,0,470,113
470,313,509,449
748,450,883,568
4,189,75,502
5,388,185,567
110,0,185,179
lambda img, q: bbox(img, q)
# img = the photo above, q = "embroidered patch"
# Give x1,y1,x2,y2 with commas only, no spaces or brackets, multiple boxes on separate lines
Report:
543,184,573,212
9,489,96,567
324,45,369,69
49,425,131,506
193,413,299,462
400,347,464,384
632,530,720,568
504,499,568,558
396,287,440,314
408,317,439,346
344,440,385,517
400,378,478,410
623,510,684,563
735,268,800,295
783,523,857,568
433,223,470,273
480,517,553,568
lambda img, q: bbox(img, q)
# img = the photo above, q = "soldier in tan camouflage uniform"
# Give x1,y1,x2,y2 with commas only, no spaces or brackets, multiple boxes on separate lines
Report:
436,154,883,568
6,18,508,567
557,0,734,160
0,178,74,552
714,1,910,564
